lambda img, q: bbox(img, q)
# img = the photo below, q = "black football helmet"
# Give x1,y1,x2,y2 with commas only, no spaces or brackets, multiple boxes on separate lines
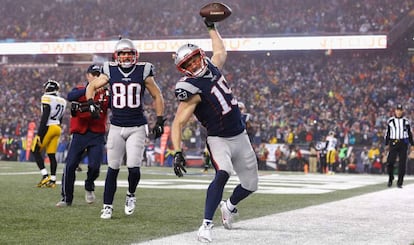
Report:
43,79,60,94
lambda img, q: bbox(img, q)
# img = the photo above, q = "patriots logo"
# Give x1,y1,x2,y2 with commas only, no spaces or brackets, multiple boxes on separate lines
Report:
175,89,189,101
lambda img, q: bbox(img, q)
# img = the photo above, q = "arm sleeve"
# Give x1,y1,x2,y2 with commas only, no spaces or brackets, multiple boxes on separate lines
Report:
67,87,86,101
37,103,51,139
407,124,414,145
384,124,390,146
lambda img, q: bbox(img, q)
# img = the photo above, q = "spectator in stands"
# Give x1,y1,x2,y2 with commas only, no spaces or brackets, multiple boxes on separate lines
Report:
360,147,370,173
257,143,269,170
338,143,348,173
1,0,412,41
308,142,318,173
347,152,357,173
368,144,380,173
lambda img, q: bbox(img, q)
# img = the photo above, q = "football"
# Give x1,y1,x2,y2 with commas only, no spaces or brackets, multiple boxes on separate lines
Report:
199,2,232,22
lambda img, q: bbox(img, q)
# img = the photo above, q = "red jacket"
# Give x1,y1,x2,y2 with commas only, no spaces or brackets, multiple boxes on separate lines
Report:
70,87,110,134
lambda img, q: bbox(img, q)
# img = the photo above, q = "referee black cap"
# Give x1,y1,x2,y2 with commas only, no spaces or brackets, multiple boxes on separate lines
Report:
396,104,403,110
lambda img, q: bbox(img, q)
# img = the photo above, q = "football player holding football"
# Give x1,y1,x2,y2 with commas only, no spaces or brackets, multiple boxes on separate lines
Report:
85,38,165,219
171,18,259,242
32,79,67,188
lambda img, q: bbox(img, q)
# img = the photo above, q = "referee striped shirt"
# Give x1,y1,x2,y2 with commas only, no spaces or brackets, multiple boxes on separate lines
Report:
385,116,414,145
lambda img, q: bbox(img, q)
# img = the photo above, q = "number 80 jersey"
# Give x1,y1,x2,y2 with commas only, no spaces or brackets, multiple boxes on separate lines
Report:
102,61,154,127
174,59,245,137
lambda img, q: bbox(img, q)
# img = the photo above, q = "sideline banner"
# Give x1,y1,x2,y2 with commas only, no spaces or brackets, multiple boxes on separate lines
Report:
0,35,387,55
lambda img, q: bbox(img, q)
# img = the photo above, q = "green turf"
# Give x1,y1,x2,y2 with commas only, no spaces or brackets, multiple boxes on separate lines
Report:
0,161,410,245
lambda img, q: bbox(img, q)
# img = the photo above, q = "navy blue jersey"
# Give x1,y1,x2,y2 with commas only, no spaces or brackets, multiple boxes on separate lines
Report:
102,61,153,127
175,59,245,137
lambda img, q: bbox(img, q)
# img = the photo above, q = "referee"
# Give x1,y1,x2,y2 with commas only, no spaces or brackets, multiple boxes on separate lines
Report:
384,104,414,188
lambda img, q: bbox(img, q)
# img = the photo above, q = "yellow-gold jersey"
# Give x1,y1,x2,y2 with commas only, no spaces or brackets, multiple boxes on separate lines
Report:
41,94,67,126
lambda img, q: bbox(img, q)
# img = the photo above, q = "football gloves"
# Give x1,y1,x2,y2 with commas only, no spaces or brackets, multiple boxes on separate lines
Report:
87,99,100,119
203,17,216,30
152,116,166,139
173,151,187,177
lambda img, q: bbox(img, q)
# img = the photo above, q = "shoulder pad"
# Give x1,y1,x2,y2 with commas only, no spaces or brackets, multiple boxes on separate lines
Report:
174,79,201,101
41,95,52,104
175,88,190,101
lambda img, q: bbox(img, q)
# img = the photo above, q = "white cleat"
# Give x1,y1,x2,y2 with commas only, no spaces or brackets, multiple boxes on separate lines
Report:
85,190,96,204
124,194,136,215
197,223,213,243
100,206,113,219
56,200,71,207
220,200,238,229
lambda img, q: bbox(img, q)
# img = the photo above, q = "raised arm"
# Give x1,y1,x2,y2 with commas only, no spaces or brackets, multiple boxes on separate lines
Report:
205,20,227,69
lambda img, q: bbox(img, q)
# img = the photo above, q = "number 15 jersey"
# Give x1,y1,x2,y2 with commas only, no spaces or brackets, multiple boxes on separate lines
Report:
174,59,245,137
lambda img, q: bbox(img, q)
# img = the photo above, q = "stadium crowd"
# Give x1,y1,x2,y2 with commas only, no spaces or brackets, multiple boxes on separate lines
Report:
0,0,413,41
1,49,413,167
1,0,414,173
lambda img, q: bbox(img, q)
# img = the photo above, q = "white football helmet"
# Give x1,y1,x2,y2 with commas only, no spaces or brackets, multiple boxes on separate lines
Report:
174,43,207,77
113,38,138,68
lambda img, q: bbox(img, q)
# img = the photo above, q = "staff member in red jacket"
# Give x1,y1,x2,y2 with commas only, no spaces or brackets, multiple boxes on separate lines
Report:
56,64,110,207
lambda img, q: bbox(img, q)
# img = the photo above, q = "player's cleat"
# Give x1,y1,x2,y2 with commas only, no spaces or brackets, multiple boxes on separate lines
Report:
44,180,56,188
85,190,96,204
124,193,136,215
100,206,113,219
36,176,50,188
56,200,71,207
197,223,213,243
220,200,238,229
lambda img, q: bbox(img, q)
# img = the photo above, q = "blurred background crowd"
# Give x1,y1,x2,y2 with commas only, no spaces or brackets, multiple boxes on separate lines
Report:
0,0,413,174
0,0,413,41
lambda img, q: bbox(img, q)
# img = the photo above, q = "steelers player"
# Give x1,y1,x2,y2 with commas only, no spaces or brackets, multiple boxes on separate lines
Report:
32,79,67,188
325,131,338,174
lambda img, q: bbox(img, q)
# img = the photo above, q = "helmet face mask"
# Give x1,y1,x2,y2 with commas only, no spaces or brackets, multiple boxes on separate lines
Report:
113,38,138,68
175,44,207,77
43,79,60,94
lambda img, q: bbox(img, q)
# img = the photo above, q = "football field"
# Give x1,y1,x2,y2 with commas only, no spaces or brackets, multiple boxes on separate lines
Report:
138,182,414,245
0,161,413,244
